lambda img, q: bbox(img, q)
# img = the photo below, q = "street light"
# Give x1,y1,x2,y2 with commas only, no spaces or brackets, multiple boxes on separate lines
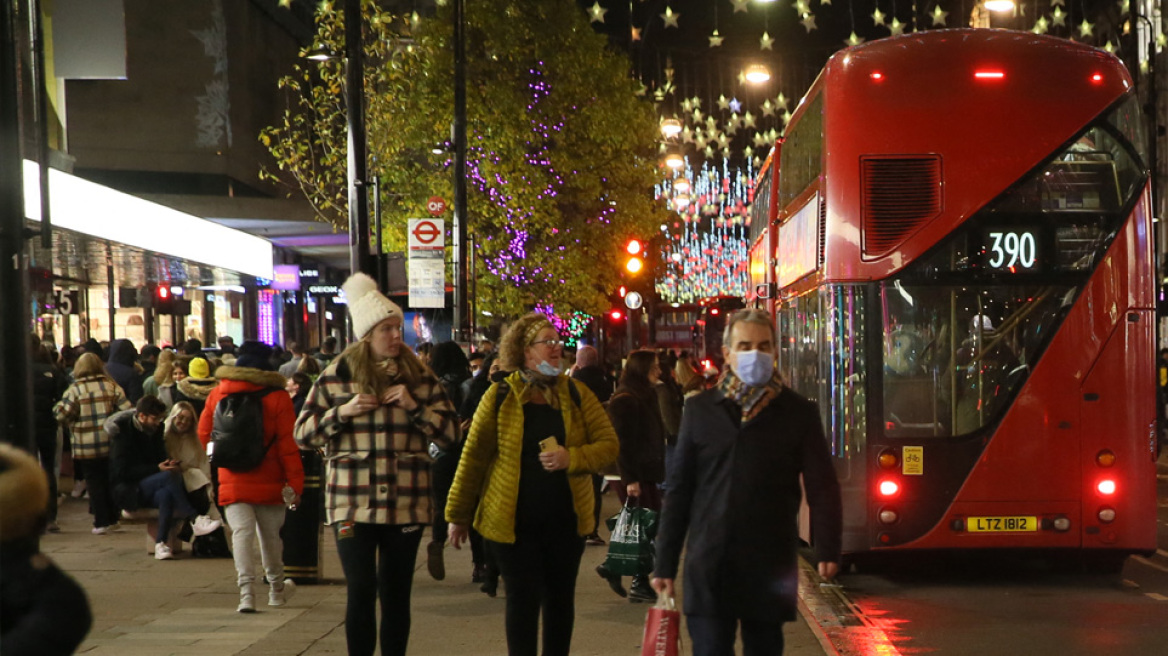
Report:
660,117,683,139
304,2,374,284
744,64,771,84
664,146,684,169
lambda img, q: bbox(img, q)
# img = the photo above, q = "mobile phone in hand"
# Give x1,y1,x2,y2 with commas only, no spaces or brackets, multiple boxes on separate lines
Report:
539,437,559,453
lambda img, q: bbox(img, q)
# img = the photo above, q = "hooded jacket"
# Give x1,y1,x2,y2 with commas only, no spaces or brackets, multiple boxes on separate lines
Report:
607,381,667,484
105,339,143,404
172,376,217,417
198,366,304,506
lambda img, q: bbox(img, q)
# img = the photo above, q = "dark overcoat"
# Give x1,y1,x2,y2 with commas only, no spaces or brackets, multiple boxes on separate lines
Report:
653,385,842,622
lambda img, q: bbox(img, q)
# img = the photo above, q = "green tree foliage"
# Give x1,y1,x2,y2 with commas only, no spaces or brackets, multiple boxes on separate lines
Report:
261,0,670,319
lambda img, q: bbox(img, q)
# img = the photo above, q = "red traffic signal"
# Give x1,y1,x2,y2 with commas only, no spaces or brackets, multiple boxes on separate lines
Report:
609,309,624,321
626,239,643,255
156,285,170,300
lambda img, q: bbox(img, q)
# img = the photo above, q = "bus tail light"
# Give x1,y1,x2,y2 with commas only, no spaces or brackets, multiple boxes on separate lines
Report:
1096,479,1117,495
1096,450,1115,467
878,479,900,497
1090,72,1104,84
877,449,898,469
1098,507,1116,523
974,70,1005,80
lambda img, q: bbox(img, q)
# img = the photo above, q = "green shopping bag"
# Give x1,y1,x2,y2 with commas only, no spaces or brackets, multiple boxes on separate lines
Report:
602,500,658,576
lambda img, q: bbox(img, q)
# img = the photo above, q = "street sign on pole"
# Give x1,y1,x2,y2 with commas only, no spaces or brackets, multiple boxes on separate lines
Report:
408,218,445,308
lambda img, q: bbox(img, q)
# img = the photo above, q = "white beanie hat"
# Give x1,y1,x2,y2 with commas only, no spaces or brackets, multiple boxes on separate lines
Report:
342,272,403,339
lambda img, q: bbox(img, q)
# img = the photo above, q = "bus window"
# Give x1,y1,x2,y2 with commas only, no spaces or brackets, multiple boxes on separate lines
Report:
880,282,1073,438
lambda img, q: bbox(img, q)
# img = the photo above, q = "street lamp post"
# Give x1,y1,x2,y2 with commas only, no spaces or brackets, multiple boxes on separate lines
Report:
344,0,373,280
452,0,471,344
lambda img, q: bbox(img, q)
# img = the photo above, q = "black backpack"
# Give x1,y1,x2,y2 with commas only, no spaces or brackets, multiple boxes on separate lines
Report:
210,389,276,472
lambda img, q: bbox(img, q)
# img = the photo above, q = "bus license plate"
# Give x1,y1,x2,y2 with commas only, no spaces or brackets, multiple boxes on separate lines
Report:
968,516,1037,533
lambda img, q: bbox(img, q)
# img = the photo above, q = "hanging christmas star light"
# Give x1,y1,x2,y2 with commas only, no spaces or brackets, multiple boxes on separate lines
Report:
889,17,906,35
931,4,949,26
587,1,607,23
1032,15,1050,34
731,0,750,12
1078,19,1094,38
709,29,724,47
801,13,818,32
1051,6,1066,26
760,31,775,50
661,6,680,28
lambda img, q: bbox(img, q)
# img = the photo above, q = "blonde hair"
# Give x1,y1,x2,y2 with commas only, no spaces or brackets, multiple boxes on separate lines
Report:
340,339,427,398
152,350,176,385
498,313,554,371
73,352,110,380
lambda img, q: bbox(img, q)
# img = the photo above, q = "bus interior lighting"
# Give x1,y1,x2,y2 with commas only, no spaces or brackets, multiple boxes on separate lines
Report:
1097,479,1117,495
974,70,1006,80
1096,450,1116,467
878,479,900,497
1098,507,1116,523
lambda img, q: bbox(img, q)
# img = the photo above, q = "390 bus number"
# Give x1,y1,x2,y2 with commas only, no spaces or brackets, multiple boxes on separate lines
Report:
985,230,1039,271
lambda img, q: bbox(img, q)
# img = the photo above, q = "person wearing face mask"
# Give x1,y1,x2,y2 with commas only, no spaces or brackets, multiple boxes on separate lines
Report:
651,309,842,656
446,313,619,656
294,273,458,656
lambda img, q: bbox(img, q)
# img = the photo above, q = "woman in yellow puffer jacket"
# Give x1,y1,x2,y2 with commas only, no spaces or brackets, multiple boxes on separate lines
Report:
447,313,618,656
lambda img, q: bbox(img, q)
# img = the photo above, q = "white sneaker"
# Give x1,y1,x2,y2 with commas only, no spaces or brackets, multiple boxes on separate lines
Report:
269,579,296,607
154,543,174,561
70,480,86,498
238,593,256,613
191,516,222,537
92,526,111,535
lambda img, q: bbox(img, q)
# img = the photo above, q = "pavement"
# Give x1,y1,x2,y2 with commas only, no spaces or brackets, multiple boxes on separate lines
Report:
43,484,832,655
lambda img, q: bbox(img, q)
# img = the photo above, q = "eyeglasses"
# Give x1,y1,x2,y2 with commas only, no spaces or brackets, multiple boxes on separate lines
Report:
531,339,565,348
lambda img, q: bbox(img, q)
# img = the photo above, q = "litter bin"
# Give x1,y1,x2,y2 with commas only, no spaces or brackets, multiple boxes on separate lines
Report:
283,448,324,583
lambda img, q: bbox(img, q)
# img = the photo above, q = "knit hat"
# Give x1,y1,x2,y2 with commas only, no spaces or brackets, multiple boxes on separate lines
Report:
342,272,402,339
234,341,275,371
188,357,211,379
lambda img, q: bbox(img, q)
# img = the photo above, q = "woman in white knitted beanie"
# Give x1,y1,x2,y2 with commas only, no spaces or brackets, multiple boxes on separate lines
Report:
294,273,459,656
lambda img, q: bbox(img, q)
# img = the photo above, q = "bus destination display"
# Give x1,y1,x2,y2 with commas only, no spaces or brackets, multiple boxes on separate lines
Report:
983,228,1041,273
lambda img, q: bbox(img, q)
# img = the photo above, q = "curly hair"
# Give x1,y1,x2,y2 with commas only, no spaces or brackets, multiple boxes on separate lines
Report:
497,313,555,372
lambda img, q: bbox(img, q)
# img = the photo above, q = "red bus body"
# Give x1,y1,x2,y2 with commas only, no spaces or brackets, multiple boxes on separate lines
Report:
765,30,1156,557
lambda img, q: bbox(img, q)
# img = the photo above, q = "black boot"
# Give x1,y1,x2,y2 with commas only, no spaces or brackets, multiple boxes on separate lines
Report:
595,564,627,598
628,575,655,603
480,564,499,597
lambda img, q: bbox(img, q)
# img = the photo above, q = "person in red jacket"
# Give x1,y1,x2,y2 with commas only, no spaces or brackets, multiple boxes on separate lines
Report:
198,341,304,614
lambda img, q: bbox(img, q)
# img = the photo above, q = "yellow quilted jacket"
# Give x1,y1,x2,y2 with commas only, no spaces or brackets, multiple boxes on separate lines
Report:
445,371,619,544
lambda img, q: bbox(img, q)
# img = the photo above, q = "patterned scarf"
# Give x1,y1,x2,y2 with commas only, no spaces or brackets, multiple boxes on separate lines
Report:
717,368,785,423
517,369,561,409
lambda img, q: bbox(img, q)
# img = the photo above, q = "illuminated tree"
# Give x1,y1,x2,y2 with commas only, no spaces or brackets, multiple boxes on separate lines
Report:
261,0,671,318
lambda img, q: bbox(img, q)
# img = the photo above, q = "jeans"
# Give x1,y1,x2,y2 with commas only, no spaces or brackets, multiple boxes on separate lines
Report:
687,615,786,656
83,457,117,529
334,523,424,656
137,470,195,543
488,517,585,656
224,503,287,587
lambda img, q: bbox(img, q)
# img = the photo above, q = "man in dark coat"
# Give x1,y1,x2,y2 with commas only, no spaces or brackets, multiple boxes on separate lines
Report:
652,309,842,655
571,344,613,546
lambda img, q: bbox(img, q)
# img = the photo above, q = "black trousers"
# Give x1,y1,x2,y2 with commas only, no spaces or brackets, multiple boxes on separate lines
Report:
34,428,58,522
687,615,786,656
82,457,117,528
488,517,585,656
334,523,424,656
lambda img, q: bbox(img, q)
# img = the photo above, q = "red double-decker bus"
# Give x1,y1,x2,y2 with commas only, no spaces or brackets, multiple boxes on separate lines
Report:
762,29,1156,567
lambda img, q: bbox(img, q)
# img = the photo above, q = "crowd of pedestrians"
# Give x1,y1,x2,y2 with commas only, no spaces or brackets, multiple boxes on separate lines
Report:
10,299,845,656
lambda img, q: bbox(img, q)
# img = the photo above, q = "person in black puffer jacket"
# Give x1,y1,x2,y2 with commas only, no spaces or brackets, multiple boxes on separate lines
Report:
425,341,471,582
105,338,144,404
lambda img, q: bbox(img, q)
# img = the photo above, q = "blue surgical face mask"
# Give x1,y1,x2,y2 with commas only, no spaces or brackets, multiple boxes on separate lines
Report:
535,360,560,377
734,350,774,387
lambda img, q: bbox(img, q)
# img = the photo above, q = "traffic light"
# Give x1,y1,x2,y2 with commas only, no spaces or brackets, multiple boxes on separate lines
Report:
153,284,191,315
624,239,644,275
609,309,624,322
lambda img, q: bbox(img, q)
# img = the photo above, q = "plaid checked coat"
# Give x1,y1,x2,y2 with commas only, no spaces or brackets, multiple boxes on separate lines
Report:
53,375,132,460
294,356,458,526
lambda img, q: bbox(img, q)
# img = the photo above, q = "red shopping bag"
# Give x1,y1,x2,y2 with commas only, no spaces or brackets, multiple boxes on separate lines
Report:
641,595,681,656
